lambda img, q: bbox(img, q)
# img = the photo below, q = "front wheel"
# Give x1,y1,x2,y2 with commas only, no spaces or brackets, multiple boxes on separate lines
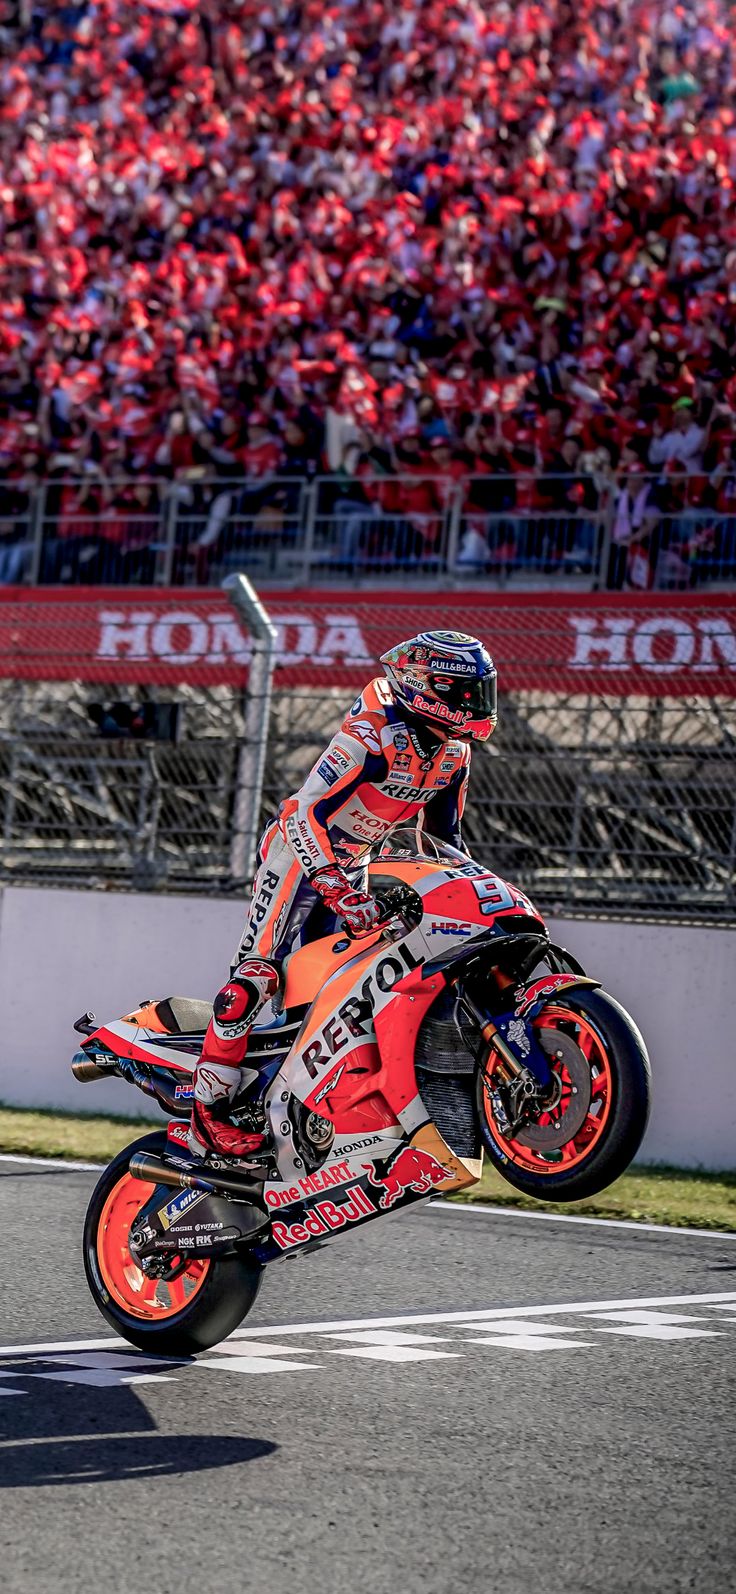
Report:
476,987,651,1202
83,1132,264,1355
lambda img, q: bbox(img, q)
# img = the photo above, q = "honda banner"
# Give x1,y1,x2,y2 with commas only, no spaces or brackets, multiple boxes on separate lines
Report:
0,588,734,696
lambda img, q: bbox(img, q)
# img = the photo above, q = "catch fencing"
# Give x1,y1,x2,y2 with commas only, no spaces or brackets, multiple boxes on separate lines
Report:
0,585,734,923
2,472,736,591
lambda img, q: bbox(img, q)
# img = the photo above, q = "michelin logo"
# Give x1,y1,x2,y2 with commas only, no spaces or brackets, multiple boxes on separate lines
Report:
160,1186,206,1230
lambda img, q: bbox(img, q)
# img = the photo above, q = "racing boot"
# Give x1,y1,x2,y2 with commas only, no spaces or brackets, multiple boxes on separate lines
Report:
188,959,279,1160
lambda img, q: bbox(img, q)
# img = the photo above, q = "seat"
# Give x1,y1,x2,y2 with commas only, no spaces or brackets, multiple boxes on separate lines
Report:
156,996,213,1034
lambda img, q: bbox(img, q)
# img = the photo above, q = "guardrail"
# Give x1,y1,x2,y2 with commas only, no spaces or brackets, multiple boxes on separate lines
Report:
0,586,733,917
1,472,735,590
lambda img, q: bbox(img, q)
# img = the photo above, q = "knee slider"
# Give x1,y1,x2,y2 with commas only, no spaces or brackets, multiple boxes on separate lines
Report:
211,960,278,1040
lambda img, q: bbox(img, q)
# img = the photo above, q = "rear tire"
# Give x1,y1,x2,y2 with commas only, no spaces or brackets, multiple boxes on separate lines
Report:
476,988,651,1202
83,1132,264,1355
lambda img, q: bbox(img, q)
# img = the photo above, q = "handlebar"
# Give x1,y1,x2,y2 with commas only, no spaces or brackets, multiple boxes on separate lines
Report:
342,883,424,942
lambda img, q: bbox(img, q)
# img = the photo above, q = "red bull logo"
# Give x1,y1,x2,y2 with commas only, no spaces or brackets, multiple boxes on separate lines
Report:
271,1183,374,1250
362,1145,452,1210
514,974,581,1017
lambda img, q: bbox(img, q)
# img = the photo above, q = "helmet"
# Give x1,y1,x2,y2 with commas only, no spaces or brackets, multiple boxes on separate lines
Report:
380,631,497,742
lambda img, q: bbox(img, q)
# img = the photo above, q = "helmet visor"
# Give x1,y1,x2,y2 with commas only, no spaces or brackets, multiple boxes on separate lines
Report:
431,669,497,724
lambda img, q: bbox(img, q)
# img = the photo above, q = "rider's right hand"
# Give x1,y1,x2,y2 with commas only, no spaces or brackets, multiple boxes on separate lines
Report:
311,866,382,935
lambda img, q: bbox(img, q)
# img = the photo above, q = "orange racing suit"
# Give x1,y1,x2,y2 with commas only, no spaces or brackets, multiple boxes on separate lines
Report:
233,675,471,965
190,677,470,1157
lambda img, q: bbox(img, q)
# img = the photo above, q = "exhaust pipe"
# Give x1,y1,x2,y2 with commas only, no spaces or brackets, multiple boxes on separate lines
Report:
71,1051,189,1116
129,1152,191,1190
71,1052,112,1084
129,1150,265,1201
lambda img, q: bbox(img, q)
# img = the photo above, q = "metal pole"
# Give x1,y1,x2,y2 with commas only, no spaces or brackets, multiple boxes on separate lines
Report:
222,573,278,884
595,480,615,592
301,480,318,583
445,481,465,576
160,487,178,587
28,480,48,585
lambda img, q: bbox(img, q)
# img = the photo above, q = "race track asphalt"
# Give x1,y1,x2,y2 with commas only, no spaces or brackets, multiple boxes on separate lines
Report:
0,1161,734,1594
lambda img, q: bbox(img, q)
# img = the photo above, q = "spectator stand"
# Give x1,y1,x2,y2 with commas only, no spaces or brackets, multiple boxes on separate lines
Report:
1,0,736,576
7,470,736,591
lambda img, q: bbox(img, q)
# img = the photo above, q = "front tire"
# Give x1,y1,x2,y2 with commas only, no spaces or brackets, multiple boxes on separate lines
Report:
476,988,651,1202
83,1132,264,1355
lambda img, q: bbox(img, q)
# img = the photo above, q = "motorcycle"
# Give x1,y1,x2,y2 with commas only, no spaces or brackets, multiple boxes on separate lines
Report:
73,827,651,1355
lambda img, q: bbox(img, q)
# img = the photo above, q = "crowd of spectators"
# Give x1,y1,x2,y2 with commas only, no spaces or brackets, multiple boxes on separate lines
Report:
0,0,735,586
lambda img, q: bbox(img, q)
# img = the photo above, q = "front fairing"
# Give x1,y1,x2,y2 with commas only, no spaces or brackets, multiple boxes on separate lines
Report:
267,828,548,1173
365,827,547,967
253,827,558,1256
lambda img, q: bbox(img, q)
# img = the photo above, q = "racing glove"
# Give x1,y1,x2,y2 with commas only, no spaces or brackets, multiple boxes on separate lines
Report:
311,866,382,936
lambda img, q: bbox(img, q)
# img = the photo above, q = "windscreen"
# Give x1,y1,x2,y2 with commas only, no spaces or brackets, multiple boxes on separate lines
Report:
370,825,472,870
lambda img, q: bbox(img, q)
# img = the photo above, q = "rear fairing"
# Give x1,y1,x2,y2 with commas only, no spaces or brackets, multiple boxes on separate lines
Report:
85,1018,204,1075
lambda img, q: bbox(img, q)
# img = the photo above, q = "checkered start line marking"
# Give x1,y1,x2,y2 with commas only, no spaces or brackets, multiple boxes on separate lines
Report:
0,1291,734,1390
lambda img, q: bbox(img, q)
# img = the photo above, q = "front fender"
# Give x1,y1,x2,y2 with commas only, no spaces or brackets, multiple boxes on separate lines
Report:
484,974,602,1091
513,973,601,1023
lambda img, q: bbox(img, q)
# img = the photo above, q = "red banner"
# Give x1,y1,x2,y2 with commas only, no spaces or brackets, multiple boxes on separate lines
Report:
0,588,734,696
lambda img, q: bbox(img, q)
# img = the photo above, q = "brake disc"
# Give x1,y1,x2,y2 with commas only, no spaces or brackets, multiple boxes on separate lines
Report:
513,1026,592,1150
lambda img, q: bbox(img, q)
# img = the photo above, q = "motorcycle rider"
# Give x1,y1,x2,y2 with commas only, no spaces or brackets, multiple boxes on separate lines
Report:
189,631,497,1159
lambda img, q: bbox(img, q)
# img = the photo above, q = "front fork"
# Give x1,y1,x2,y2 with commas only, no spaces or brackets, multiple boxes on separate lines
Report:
463,973,555,1093
469,971,602,1131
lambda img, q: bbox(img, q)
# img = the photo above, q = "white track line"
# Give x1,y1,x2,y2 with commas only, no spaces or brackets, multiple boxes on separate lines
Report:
430,1198,736,1241
0,1338,121,1356
2,1291,735,1358
230,1290,736,1337
0,1153,103,1172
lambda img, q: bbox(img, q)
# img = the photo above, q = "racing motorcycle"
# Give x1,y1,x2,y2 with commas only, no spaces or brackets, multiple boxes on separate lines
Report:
73,827,651,1355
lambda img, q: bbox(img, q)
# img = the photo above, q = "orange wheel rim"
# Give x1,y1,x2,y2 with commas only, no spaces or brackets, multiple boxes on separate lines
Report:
97,1172,211,1321
482,1005,614,1176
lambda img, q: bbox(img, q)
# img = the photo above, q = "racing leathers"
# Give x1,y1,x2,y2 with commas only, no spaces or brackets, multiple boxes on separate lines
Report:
189,676,470,1158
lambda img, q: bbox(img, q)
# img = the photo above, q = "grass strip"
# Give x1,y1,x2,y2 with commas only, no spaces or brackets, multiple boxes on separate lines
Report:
453,1162,736,1232
0,1104,159,1165
1,1105,734,1232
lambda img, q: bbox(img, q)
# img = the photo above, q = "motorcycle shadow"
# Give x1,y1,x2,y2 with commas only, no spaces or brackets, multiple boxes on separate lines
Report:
0,1433,276,1487
0,1374,276,1487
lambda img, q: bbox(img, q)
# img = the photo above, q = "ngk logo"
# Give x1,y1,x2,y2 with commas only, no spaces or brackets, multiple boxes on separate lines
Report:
569,615,736,674
97,609,371,668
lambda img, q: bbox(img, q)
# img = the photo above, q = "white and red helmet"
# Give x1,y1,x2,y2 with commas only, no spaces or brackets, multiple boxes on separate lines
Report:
380,630,497,742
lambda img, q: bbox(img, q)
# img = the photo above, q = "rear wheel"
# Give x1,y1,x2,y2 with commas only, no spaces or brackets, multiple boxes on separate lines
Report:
476,987,651,1201
83,1132,264,1355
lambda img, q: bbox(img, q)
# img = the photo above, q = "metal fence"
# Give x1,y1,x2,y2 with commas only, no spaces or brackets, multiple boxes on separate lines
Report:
0,587,733,923
2,472,735,591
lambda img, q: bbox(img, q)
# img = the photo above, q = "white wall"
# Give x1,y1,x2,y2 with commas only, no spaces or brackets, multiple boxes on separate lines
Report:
0,886,733,1170
0,886,246,1122
551,917,735,1172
